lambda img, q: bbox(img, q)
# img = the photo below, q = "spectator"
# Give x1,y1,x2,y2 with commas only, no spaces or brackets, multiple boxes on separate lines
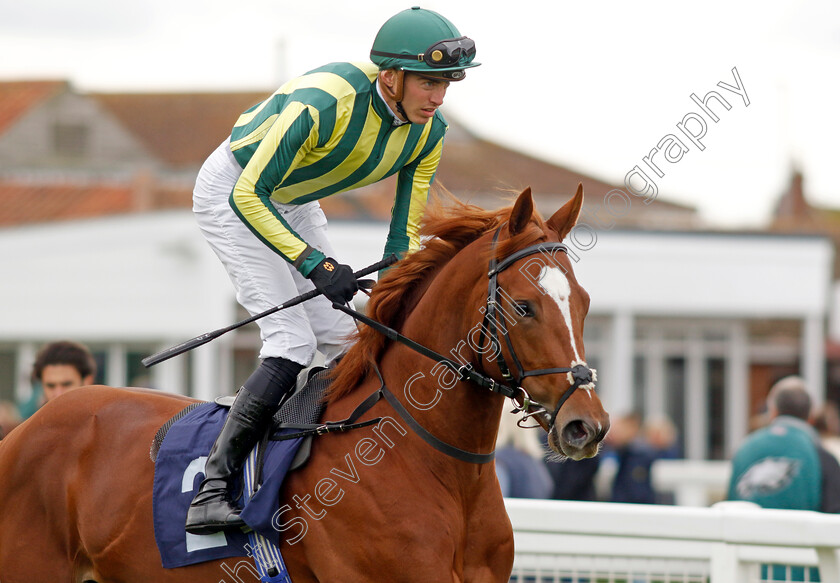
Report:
603,411,659,504
642,413,681,504
546,455,600,501
544,427,600,501
813,400,840,464
728,376,840,583
495,410,553,499
643,413,680,459
728,376,840,513
31,340,97,405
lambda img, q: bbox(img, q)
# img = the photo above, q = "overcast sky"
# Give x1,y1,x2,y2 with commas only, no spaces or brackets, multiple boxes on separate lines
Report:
1,0,838,227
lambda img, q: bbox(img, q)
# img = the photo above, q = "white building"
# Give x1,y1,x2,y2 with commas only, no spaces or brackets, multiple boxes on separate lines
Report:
573,229,833,460
0,210,833,460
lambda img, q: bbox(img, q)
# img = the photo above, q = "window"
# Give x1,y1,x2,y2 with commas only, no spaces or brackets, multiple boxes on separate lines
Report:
707,358,726,460
127,350,153,388
53,122,89,157
633,354,646,412
665,356,686,456
0,350,15,402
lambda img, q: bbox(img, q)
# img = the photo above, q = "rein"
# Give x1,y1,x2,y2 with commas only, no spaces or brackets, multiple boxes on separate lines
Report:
328,227,597,464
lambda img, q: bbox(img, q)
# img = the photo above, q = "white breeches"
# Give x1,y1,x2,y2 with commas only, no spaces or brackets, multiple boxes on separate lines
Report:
192,138,357,366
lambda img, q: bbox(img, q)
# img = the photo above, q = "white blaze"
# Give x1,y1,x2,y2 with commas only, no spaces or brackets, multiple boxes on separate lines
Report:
538,266,582,364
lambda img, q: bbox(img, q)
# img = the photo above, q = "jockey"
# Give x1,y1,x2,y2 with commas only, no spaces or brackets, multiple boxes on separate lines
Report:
186,6,479,534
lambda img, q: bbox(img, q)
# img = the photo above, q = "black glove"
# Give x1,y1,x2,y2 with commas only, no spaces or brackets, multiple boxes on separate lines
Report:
308,257,358,304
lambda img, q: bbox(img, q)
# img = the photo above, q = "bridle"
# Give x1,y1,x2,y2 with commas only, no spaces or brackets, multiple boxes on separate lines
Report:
331,225,597,463
477,225,596,431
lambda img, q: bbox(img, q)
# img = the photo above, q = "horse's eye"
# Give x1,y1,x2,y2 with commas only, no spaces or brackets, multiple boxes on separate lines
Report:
515,301,535,318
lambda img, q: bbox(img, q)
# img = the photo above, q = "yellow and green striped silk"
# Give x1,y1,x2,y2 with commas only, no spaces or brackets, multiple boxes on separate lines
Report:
228,61,447,275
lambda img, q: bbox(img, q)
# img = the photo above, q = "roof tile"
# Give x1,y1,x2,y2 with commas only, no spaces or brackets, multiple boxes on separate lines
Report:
92,92,268,167
0,80,67,134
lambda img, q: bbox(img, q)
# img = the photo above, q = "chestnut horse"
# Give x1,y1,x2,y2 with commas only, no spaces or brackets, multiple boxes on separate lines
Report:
0,186,608,583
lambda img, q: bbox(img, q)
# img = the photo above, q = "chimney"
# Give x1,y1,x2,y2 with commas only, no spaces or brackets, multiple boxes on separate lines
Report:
131,167,156,211
772,168,815,231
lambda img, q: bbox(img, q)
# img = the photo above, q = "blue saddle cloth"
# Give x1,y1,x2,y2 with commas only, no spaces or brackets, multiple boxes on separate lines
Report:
152,402,304,569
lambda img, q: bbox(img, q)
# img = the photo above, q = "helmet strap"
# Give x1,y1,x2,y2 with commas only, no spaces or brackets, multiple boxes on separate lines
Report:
378,69,408,122
379,69,405,106
393,69,405,103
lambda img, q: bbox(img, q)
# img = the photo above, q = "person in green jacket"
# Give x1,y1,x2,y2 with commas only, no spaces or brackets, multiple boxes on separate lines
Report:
186,6,479,535
728,375,840,581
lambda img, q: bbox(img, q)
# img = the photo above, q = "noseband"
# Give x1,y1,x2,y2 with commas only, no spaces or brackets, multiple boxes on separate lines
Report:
478,226,596,430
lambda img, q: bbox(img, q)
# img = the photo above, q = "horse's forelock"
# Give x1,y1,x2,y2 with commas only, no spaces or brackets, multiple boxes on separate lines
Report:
492,214,549,262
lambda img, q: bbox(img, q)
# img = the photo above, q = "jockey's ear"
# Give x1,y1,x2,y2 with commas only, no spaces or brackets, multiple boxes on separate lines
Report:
508,187,534,237
547,183,584,241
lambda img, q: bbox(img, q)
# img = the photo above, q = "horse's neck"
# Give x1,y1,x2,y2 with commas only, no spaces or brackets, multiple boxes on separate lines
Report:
376,271,505,473
374,348,504,492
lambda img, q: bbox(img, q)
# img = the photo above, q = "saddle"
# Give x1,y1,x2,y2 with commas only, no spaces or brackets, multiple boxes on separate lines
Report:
149,366,329,577
151,366,329,468
150,365,380,577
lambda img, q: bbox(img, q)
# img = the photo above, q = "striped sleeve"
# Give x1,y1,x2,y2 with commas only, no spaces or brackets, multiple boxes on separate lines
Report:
383,132,445,261
229,102,327,275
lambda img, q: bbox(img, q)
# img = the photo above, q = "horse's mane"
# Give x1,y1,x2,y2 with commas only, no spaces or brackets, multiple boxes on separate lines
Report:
328,191,549,400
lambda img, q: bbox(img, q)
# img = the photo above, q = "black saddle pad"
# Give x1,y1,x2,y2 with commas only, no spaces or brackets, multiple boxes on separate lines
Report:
273,366,329,427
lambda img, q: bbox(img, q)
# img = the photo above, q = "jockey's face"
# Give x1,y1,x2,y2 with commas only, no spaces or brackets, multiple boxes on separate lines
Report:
40,364,93,402
400,72,449,124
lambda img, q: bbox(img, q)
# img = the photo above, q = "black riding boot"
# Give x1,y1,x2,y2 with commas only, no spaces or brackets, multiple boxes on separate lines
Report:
185,357,303,535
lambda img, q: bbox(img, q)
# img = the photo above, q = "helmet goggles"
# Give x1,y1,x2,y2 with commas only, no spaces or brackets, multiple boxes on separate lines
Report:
371,35,477,72
422,36,475,68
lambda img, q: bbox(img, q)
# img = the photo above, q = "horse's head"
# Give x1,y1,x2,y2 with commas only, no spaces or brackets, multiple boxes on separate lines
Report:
481,185,609,460
330,184,608,460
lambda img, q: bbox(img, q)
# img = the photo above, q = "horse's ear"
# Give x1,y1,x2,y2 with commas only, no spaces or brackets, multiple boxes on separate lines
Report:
508,187,534,236
547,183,584,240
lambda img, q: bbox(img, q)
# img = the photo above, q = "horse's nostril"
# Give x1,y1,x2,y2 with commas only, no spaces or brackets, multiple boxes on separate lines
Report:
562,420,591,446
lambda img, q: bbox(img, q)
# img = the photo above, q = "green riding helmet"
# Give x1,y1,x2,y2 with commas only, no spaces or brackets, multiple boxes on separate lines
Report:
370,6,480,81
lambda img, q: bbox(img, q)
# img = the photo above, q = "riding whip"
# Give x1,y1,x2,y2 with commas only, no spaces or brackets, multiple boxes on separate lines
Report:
141,255,398,367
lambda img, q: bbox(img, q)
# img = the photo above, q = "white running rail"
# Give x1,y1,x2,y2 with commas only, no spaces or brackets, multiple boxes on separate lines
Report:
505,498,840,583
